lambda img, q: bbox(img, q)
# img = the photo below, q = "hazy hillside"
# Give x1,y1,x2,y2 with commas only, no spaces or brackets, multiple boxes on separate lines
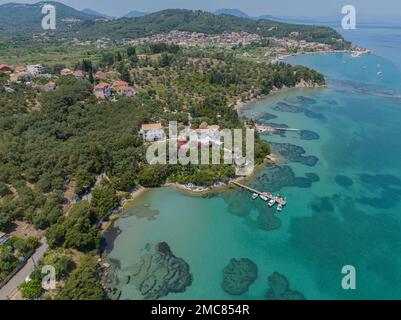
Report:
0,3,350,48
81,8,115,20
72,9,349,48
124,10,148,18
0,1,96,38
214,8,250,19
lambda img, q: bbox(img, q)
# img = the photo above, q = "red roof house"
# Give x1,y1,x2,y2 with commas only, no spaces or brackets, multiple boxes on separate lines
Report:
0,64,13,73
94,82,111,99
111,81,129,88
95,71,106,79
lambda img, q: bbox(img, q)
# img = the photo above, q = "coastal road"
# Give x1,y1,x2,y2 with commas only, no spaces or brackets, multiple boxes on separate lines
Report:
0,241,48,300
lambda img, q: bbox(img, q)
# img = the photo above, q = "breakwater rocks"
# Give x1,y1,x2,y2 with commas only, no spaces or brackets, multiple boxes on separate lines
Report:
266,272,305,300
269,142,319,167
221,258,258,295
131,242,193,300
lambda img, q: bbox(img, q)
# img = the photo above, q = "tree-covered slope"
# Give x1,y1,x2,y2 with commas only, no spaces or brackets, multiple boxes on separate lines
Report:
72,9,347,47
0,1,96,36
1,4,350,48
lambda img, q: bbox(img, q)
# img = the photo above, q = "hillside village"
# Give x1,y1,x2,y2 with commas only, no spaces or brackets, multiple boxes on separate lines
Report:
0,63,136,98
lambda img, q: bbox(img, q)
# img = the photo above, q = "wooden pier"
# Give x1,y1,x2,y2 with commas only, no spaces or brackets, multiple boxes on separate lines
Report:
255,124,300,134
232,181,261,194
274,127,300,132
231,181,287,209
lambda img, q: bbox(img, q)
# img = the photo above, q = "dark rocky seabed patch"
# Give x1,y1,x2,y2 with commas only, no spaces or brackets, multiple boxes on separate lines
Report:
269,142,319,167
258,112,278,122
296,95,317,105
273,100,325,121
252,165,320,192
129,242,192,300
357,173,401,209
221,258,258,295
335,175,354,187
299,130,320,140
266,272,305,300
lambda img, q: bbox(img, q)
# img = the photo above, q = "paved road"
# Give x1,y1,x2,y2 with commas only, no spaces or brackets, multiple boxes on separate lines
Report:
0,241,48,300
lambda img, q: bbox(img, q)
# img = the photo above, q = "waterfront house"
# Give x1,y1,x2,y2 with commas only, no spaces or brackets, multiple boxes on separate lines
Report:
140,123,165,142
94,82,112,99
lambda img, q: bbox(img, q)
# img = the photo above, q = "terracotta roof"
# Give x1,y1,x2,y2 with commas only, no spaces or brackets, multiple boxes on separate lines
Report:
60,68,73,75
94,82,110,89
142,123,163,131
95,71,106,78
208,125,220,130
114,85,134,91
111,81,129,88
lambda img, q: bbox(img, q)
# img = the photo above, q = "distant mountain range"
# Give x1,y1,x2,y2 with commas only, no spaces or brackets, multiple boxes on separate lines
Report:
213,8,401,27
0,1,96,37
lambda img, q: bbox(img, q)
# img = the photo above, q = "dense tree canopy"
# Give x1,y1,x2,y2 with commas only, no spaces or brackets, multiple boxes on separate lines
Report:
56,255,104,300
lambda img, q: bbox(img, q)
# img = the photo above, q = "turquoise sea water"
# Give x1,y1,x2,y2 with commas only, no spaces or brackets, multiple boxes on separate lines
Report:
105,27,401,300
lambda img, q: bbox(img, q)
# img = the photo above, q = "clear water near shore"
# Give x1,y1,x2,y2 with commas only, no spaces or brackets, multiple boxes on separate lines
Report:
105,27,401,300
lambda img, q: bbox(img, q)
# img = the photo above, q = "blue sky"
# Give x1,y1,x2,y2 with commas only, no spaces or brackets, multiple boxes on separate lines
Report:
1,0,400,18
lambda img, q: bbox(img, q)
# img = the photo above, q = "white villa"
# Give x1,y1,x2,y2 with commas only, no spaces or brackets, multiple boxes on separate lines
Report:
140,123,165,142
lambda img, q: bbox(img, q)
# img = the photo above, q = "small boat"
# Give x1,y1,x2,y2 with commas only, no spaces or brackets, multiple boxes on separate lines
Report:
260,195,268,201
252,193,259,200
277,204,283,212
377,71,382,75
268,199,276,207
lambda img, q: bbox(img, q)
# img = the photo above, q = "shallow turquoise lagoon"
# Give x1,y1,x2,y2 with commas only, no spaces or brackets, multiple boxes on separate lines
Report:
105,27,401,300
